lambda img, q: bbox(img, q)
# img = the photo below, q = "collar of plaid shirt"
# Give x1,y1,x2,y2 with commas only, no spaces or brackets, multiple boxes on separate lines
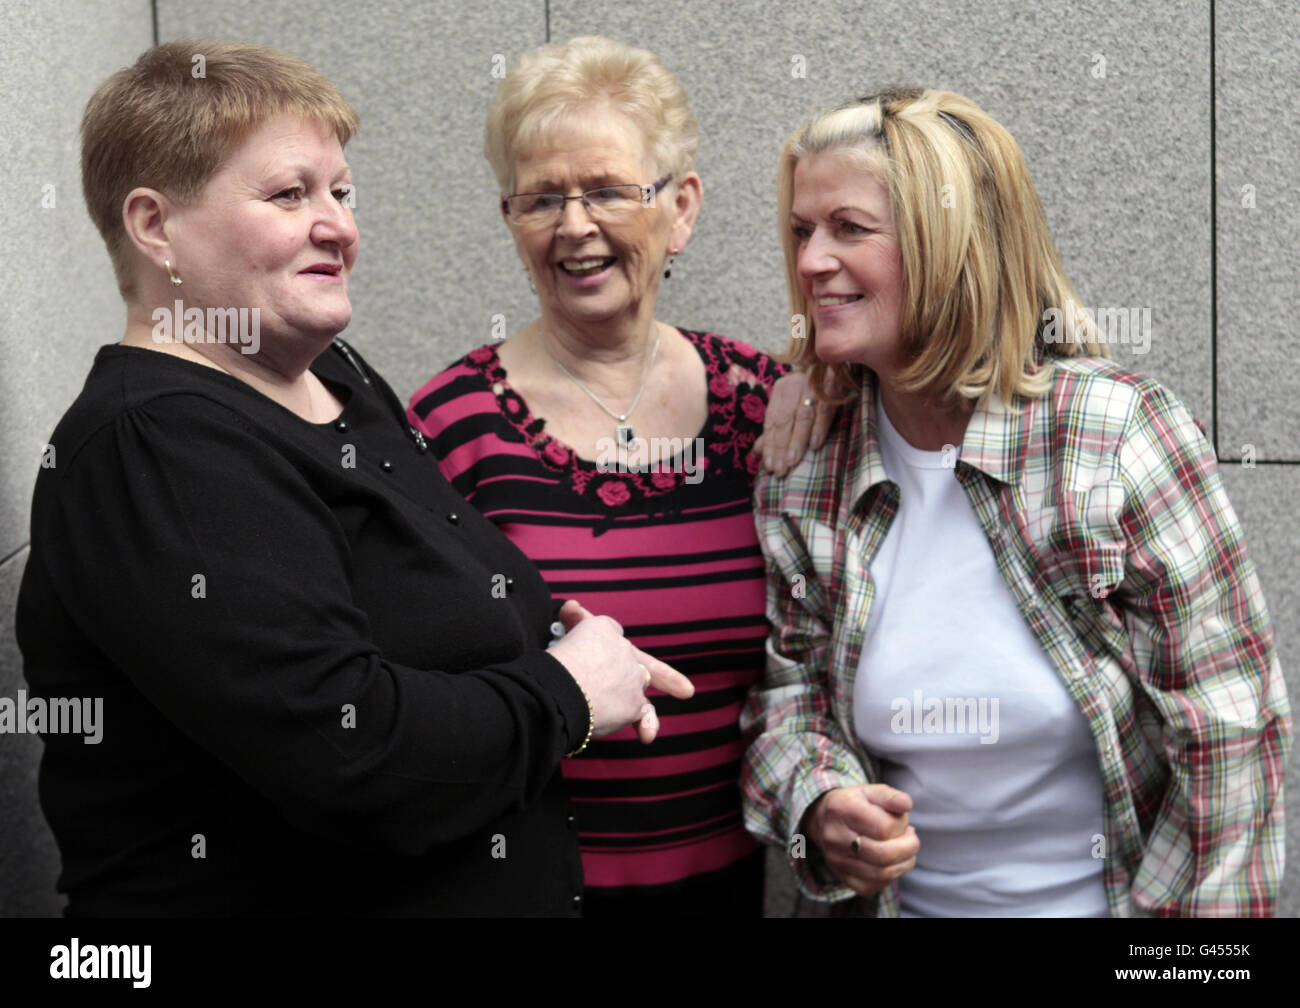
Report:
743,358,1290,918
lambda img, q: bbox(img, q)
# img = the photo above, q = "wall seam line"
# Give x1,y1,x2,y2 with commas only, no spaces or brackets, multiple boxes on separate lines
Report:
1209,0,1219,457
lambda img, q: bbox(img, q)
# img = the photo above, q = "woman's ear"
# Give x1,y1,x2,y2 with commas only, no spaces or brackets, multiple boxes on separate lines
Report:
122,187,174,270
669,172,703,254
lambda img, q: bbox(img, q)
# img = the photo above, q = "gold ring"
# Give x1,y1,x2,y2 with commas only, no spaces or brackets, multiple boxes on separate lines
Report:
639,664,650,689
850,836,862,855
801,397,814,408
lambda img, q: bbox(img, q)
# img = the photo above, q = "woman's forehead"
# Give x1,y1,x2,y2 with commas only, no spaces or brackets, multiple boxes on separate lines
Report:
224,114,348,172
793,151,889,209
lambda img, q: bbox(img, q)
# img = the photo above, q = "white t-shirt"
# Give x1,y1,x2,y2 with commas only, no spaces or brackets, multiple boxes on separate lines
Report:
852,402,1108,917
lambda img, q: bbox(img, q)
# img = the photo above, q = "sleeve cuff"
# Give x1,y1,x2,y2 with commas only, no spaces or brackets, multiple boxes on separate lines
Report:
785,784,859,904
521,648,591,756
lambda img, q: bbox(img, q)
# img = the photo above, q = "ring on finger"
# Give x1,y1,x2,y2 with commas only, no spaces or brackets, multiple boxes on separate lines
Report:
850,835,862,856
801,397,815,408
639,664,650,689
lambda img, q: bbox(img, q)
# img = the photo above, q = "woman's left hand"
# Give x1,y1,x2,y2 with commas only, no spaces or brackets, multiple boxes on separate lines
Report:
803,784,920,896
752,369,835,476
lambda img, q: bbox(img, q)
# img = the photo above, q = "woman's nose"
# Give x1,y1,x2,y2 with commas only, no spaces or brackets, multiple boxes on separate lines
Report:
315,190,359,249
798,230,836,280
556,195,598,238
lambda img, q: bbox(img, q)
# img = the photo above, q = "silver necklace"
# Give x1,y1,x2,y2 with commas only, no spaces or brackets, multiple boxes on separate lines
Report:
543,327,661,447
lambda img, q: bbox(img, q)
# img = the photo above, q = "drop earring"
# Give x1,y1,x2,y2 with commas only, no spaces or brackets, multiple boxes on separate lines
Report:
524,266,535,295
164,259,183,286
663,247,679,280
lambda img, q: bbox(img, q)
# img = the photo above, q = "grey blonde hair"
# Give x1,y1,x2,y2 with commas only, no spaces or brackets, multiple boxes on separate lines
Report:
484,36,699,194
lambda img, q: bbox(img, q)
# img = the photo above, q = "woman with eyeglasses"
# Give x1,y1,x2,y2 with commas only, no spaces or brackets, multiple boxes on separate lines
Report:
408,36,826,916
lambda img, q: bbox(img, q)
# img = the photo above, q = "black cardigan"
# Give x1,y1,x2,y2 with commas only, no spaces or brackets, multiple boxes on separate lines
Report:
16,340,589,916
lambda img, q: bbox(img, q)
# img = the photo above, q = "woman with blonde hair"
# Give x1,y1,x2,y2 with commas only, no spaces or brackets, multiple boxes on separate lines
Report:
743,87,1290,916
409,36,826,915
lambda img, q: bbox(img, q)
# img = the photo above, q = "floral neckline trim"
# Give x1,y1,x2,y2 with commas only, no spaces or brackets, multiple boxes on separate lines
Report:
461,329,775,514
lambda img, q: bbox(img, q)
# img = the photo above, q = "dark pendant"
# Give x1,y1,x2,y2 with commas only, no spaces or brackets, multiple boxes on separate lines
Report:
616,424,634,447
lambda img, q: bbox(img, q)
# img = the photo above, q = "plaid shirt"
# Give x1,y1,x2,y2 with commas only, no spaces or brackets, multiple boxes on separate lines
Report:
742,356,1291,917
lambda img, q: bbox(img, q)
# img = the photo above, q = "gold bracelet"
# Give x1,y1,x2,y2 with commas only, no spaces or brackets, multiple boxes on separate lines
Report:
565,682,594,758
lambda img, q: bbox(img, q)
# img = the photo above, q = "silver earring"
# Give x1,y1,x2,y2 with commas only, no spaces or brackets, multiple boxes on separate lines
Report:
524,266,535,295
164,259,183,286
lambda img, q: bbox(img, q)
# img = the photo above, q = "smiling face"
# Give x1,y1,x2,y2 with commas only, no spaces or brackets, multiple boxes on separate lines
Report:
506,105,680,331
791,149,907,377
162,114,358,349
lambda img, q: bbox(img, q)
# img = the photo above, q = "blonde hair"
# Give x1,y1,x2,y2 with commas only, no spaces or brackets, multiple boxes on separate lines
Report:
778,87,1107,407
82,40,359,299
484,36,699,193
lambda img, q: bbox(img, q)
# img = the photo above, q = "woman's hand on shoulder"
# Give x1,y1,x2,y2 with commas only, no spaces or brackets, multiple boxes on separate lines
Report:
753,369,835,476
549,600,693,744
802,784,919,897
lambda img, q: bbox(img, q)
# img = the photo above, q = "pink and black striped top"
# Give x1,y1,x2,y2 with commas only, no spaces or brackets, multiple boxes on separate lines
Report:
408,329,784,893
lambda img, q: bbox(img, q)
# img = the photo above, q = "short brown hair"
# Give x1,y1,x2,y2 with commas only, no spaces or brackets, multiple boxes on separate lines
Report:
779,87,1108,407
82,40,359,298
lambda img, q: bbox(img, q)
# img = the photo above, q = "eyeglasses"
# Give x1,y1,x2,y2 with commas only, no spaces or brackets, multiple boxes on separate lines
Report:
502,176,673,226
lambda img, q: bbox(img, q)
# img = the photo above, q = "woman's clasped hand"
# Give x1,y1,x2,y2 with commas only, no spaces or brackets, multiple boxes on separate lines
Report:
803,785,920,898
